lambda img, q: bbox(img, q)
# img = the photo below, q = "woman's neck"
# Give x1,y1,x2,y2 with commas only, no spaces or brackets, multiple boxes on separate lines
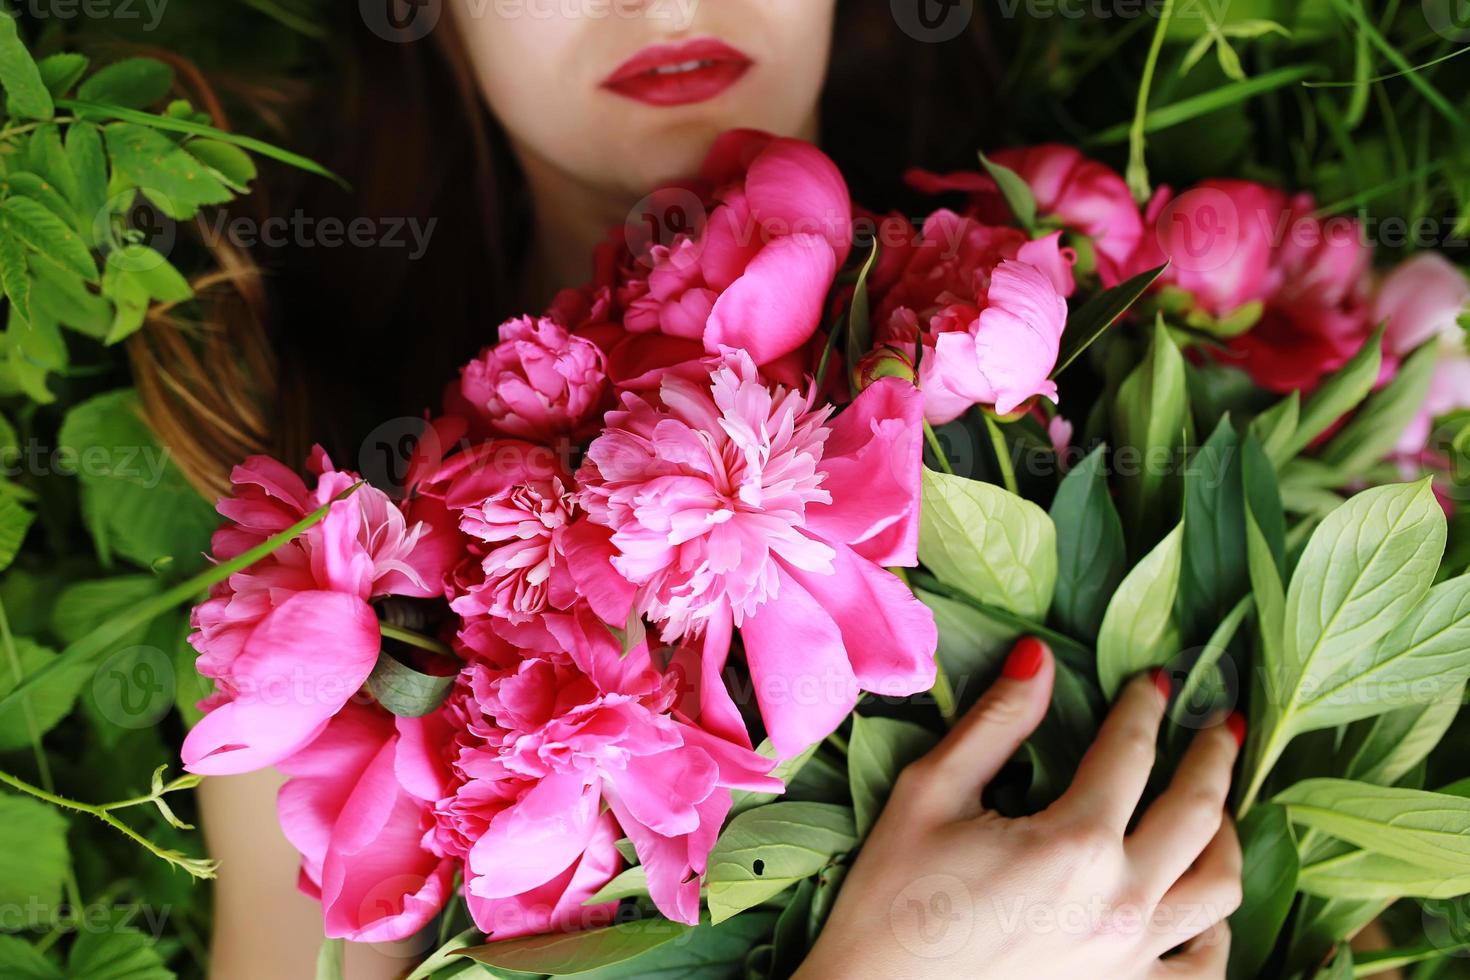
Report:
516,150,633,311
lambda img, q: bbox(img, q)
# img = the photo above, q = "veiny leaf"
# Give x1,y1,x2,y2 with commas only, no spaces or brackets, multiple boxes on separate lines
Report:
567,912,778,980
366,652,453,719
0,227,31,324
1097,522,1184,698
1284,326,1382,461
0,792,70,911
35,53,87,99
184,138,257,191
76,57,174,110
1178,417,1246,638
65,122,109,243
0,638,89,750
66,928,178,980
103,122,233,220
1251,391,1300,468
1320,340,1437,475
1338,681,1466,786
1053,262,1168,377
918,468,1057,620
705,803,857,924
977,150,1037,231
0,936,59,979
583,866,649,905
1299,847,1470,901
1274,779,1470,875
1226,804,1298,980
848,715,938,836
0,13,54,120
0,196,97,282
1049,446,1126,639
457,919,693,974
729,739,818,817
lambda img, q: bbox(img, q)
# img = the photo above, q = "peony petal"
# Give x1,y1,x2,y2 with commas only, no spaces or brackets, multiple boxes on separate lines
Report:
740,563,859,758
706,235,837,365
181,591,381,775
466,772,600,899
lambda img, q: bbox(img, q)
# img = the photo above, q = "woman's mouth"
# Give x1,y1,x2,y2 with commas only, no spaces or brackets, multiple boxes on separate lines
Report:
601,39,753,107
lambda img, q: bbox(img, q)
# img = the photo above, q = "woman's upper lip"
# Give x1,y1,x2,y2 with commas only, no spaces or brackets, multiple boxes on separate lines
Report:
601,38,753,88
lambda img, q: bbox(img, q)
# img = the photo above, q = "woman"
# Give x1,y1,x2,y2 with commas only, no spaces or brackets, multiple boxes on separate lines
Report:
150,2,1243,976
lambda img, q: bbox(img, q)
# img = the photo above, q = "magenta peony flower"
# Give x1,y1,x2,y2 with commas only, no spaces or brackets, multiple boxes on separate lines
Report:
276,701,455,942
574,350,937,756
908,143,1143,287
181,450,454,775
871,209,1072,423
395,609,780,933
455,316,609,442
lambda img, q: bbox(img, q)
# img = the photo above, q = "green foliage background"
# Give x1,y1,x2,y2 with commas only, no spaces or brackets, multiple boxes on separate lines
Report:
0,1,1466,978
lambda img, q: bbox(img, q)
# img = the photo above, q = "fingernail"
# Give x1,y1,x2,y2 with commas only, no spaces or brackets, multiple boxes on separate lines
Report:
1150,667,1172,702
1002,636,1047,680
1225,711,1247,748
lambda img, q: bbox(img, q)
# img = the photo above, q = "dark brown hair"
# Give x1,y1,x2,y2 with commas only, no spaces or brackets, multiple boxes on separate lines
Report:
136,1,1002,496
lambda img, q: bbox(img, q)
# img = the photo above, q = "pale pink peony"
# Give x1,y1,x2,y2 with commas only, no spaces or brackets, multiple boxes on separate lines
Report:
1376,254,1470,454
908,143,1143,287
182,450,454,775
871,209,1071,423
574,350,937,756
276,701,455,942
396,608,780,932
454,316,609,442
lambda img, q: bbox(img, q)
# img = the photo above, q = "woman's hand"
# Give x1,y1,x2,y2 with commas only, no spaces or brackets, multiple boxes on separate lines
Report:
797,637,1243,980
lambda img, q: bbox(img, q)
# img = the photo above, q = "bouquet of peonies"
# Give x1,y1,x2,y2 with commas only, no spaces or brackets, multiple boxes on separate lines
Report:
182,130,1470,977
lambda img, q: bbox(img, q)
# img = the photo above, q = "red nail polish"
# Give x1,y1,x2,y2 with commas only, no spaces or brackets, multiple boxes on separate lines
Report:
1002,636,1047,680
1150,667,1172,701
1225,711,1247,748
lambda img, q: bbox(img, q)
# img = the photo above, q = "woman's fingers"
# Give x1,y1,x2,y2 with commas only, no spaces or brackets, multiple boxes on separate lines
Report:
919,637,1055,819
1147,816,1243,958
1127,716,1243,894
1056,671,1168,833
1151,921,1231,978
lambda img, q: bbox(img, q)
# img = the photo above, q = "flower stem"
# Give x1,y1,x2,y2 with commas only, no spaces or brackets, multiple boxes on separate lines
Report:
923,422,955,475
982,413,1020,496
1126,0,1174,202
379,623,455,658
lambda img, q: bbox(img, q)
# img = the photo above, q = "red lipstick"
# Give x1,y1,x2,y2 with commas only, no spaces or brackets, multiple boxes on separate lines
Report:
602,38,753,107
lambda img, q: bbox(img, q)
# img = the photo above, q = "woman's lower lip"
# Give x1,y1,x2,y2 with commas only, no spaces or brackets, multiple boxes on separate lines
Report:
602,60,752,107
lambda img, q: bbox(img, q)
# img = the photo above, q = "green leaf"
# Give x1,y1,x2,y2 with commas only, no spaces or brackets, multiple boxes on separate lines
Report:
0,13,54,120
1049,446,1126,639
0,196,97,282
403,928,482,980
1284,326,1382,461
1299,848,1470,901
847,715,939,836
1024,656,1103,808
366,653,453,718
1251,391,1301,468
1114,318,1191,546
29,261,111,336
1280,483,1446,727
0,792,70,911
65,928,174,980
58,389,219,571
184,139,257,191
0,227,31,324
457,919,694,974
844,240,880,396
0,637,89,750
1320,340,1438,474
583,866,649,905
101,254,150,344
1097,522,1184,698
1178,417,1246,638
29,124,82,221
566,912,778,979
103,123,234,220
0,936,60,979
705,802,857,924
729,739,819,817
977,150,1037,231
35,53,88,99
65,122,109,242
1274,779,1470,875
1226,804,1298,980
1053,262,1168,377
1338,681,1466,786
76,57,175,110
1090,65,1317,145
918,468,1057,620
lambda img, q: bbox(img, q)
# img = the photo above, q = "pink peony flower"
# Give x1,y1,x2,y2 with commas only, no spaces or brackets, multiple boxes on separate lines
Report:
871,209,1071,423
1376,253,1470,454
553,130,851,388
574,350,937,756
276,701,455,942
182,450,454,775
453,316,609,442
908,144,1143,287
396,609,781,932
